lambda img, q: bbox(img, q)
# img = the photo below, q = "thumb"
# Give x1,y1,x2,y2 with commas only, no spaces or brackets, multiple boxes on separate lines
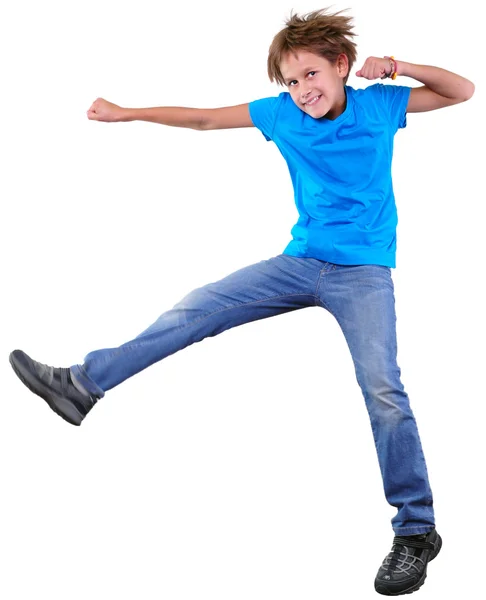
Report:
356,69,362,77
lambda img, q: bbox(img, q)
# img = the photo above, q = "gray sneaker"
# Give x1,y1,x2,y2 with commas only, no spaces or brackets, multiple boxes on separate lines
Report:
9,349,98,426
375,528,442,596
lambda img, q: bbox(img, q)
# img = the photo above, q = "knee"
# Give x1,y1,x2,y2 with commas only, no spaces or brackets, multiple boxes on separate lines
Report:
358,369,412,425
367,388,411,427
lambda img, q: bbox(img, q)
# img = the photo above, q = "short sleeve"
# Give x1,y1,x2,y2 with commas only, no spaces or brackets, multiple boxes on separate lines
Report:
368,83,412,132
248,94,284,142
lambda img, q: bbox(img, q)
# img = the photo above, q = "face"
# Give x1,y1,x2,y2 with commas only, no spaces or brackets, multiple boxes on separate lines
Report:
279,49,348,120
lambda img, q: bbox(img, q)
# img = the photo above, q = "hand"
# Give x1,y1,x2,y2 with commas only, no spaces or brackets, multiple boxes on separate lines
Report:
87,98,126,122
356,57,392,80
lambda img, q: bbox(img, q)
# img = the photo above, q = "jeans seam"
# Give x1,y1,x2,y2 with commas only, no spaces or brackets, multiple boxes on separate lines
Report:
314,267,334,311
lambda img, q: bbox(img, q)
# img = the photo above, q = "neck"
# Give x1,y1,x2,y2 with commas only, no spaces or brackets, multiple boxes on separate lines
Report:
323,87,347,121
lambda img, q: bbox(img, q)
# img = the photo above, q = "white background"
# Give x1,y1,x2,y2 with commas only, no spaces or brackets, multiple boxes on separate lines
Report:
0,1,483,598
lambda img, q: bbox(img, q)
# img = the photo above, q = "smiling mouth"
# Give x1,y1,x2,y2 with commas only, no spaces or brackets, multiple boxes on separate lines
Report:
305,95,322,106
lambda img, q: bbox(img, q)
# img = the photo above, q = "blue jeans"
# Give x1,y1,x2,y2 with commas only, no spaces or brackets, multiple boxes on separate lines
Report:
71,254,435,535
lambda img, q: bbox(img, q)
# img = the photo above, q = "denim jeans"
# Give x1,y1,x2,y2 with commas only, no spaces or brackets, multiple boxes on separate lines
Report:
71,254,435,535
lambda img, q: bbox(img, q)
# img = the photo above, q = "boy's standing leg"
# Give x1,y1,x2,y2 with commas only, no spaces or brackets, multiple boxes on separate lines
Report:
319,263,441,595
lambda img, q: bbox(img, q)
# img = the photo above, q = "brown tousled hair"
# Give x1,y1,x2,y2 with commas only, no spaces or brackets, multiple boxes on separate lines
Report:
267,7,358,86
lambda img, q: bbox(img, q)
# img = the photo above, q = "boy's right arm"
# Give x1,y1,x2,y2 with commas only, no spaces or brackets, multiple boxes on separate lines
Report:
87,98,254,131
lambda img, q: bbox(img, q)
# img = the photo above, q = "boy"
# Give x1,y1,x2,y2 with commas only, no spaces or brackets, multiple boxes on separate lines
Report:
9,7,474,596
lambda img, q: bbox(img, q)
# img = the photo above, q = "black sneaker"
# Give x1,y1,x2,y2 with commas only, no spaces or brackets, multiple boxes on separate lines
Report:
9,349,98,426
375,528,442,596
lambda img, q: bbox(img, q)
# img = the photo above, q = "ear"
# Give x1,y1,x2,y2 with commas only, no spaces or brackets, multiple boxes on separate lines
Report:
337,53,349,78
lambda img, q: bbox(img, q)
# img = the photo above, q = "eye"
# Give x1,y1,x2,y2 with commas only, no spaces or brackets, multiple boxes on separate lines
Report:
288,71,317,87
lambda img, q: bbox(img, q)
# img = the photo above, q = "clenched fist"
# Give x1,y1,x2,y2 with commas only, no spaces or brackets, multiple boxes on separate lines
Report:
87,98,127,122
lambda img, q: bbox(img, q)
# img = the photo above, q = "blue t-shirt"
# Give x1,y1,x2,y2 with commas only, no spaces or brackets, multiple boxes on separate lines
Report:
248,83,412,267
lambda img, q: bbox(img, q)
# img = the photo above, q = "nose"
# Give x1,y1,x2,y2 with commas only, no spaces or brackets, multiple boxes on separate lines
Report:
301,87,313,100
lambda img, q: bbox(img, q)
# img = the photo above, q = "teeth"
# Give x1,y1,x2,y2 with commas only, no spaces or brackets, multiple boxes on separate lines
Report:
307,95,321,106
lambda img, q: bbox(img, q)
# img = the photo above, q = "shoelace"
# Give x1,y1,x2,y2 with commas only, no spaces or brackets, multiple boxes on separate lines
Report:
382,536,435,575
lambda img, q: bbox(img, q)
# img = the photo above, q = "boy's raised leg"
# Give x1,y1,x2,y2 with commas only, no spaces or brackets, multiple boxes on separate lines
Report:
10,255,324,425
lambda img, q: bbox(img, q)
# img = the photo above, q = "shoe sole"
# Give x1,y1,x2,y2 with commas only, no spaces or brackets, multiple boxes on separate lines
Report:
9,352,83,426
375,532,442,596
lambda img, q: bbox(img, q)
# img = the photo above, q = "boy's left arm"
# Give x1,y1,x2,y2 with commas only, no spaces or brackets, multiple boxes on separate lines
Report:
356,57,475,113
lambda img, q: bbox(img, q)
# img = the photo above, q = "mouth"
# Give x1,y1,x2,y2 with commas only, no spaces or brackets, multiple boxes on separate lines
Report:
305,95,322,107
